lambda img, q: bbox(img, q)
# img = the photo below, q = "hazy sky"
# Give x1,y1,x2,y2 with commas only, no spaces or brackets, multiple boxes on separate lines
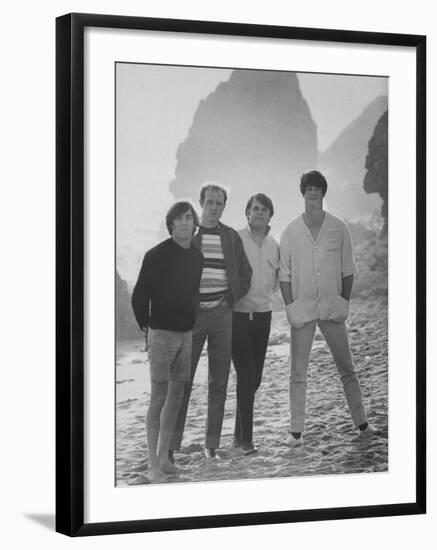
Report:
116,63,387,285
298,72,387,150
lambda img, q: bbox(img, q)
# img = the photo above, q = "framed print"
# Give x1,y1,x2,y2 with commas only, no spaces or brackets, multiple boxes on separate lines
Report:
56,13,426,536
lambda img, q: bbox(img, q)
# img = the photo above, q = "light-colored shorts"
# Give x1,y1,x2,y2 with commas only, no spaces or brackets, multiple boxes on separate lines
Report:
148,329,192,383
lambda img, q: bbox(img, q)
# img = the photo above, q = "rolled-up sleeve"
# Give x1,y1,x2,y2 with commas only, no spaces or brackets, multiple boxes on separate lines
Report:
341,224,358,277
279,230,292,283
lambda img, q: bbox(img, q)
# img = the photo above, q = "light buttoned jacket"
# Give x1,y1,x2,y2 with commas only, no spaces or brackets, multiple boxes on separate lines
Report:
279,212,358,324
234,225,280,313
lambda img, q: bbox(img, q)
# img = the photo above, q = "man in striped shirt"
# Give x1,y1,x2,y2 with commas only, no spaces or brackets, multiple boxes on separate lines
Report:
170,183,252,460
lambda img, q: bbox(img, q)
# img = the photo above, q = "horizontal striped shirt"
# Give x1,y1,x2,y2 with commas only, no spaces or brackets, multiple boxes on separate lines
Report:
198,227,229,310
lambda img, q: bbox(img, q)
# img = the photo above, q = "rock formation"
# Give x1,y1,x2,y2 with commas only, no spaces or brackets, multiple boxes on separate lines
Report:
363,110,388,235
116,269,141,341
318,96,388,221
169,69,318,231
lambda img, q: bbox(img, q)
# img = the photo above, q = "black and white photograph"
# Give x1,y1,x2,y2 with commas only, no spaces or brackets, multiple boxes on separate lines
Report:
2,0,433,545
115,63,389,486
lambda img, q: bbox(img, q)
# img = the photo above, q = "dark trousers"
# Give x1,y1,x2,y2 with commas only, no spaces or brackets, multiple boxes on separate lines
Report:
232,311,272,445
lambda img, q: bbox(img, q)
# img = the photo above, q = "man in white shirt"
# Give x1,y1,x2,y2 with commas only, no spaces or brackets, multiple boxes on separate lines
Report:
279,171,382,446
232,193,280,455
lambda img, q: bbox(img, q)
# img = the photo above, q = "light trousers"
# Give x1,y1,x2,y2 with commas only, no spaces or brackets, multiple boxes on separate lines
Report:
169,304,232,450
290,319,367,433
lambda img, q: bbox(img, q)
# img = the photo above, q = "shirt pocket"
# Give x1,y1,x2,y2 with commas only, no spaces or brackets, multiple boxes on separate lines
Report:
267,256,280,270
325,229,343,252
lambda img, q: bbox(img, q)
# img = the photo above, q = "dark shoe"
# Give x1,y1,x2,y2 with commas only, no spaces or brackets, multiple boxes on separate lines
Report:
242,442,258,456
359,424,383,438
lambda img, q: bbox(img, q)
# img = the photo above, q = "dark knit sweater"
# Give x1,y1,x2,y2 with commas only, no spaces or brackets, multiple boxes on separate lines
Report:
131,238,203,332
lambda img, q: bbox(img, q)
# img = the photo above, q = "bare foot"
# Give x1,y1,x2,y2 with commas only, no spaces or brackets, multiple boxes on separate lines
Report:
148,468,163,483
160,461,183,475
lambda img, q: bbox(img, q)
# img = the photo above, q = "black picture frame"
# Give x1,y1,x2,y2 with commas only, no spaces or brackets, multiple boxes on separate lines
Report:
56,12,426,537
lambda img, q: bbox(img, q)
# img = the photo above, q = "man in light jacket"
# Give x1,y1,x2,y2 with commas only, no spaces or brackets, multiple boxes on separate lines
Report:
279,171,382,446
232,193,280,455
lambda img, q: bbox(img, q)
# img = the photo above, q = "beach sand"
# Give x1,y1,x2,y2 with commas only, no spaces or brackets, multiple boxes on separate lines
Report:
116,296,388,486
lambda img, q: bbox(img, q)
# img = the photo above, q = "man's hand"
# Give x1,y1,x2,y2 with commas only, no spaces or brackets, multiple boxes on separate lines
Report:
329,296,350,323
285,302,306,329
341,274,353,301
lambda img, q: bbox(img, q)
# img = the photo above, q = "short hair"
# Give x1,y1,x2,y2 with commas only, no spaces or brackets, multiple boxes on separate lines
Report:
245,193,274,218
199,183,228,205
299,170,328,196
165,201,199,235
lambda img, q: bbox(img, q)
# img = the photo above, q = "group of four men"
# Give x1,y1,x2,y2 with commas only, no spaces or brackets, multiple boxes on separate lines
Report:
131,170,381,482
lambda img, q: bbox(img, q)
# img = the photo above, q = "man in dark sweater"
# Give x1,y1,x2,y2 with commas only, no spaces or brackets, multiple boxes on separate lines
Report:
131,201,203,482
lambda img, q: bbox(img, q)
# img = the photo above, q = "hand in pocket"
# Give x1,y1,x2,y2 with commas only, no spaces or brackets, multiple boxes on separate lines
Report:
329,296,349,323
286,301,306,329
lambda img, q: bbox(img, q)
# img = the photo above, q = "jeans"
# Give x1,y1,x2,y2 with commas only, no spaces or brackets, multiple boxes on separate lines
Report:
170,303,232,450
290,320,367,433
232,311,271,445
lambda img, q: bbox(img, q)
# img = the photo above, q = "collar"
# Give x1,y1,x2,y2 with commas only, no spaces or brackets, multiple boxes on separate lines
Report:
199,221,227,233
300,211,329,243
245,224,271,241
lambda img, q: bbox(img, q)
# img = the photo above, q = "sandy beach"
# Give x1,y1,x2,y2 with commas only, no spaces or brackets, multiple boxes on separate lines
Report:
116,296,388,486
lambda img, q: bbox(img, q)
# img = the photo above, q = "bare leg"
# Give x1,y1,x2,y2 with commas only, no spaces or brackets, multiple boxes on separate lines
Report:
146,381,168,481
157,380,185,473
169,320,206,451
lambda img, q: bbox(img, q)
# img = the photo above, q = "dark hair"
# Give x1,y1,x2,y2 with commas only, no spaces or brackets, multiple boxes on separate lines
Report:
165,201,199,235
299,170,328,196
245,193,274,218
199,183,228,205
